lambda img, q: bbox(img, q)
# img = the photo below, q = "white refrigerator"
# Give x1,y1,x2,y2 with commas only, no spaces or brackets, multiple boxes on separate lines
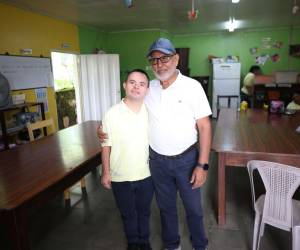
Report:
212,62,241,118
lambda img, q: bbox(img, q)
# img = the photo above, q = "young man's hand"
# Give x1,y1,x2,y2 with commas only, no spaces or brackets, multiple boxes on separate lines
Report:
101,173,112,189
97,125,108,143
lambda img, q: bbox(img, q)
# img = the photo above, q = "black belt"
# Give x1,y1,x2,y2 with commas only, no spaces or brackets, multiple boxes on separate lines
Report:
151,142,198,159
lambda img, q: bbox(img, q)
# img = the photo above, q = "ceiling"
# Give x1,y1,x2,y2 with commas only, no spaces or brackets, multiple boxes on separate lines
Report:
2,0,300,34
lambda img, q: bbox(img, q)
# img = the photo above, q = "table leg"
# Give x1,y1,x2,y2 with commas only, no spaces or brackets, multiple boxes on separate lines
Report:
218,152,226,225
6,208,30,250
0,111,9,150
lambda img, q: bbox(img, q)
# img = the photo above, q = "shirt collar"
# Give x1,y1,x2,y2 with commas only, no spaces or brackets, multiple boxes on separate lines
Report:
120,99,146,114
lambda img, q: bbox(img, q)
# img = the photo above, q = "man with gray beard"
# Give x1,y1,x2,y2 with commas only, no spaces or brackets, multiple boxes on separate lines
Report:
144,38,211,250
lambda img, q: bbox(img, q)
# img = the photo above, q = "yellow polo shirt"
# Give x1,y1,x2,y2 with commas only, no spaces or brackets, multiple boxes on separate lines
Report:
101,100,150,182
241,72,255,96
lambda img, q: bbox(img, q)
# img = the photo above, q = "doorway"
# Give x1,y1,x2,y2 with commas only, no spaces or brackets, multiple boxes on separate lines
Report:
51,51,79,129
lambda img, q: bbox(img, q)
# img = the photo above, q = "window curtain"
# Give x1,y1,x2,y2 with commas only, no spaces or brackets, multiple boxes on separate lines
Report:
75,54,121,123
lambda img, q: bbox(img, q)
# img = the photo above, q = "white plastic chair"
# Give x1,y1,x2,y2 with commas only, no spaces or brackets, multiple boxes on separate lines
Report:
247,160,300,250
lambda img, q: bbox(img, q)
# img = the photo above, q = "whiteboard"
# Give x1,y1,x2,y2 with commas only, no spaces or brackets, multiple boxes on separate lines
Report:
0,55,54,90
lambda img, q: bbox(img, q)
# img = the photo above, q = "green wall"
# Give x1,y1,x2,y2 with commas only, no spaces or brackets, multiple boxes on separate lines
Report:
106,30,171,96
174,27,300,78
78,25,107,54
105,30,171,81
78,26,300,98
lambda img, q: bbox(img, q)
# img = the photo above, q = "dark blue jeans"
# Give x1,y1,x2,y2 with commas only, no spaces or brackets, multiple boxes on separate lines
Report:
111,177,154,245
149,147,208,250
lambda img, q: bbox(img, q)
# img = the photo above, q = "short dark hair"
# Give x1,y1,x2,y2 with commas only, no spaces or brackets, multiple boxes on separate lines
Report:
125,69,150,85
249,65,261,73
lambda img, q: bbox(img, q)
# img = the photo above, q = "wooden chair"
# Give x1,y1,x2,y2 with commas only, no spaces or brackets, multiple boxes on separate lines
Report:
62,116,86,201
27,118,54,141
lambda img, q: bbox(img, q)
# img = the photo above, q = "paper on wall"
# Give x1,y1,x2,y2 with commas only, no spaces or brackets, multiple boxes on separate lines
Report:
35,88,49,113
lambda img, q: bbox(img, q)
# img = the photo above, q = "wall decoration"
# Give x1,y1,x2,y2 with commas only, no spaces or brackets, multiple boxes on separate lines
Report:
255,55,269,65
273,41,283,49
271,54,280,62
188,0,199,20
35,88,49,113
261,37,271,49
249,47,259,55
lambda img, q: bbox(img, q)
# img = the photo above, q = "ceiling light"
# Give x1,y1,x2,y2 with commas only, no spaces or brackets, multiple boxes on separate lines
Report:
293,0,299,14
228,18,237,32
232,0,240,3
124,0,133,8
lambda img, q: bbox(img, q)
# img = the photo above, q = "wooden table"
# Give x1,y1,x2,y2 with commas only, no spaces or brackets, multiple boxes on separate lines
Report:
212,108,300,225
0,121,101,250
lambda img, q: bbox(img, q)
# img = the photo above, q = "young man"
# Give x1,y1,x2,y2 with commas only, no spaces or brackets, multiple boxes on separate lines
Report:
101,69,154,250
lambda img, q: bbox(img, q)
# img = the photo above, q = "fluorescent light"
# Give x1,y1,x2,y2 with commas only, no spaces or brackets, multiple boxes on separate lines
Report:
228,18,237,32
232,0,240,3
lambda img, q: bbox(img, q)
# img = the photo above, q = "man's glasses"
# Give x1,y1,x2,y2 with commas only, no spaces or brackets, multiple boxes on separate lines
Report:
148,54,174,65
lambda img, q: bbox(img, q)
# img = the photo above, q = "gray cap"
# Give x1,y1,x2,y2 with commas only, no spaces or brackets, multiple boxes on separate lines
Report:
147,38,176,57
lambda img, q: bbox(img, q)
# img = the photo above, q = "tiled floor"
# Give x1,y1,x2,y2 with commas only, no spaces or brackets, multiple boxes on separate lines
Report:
1,150,293,249
19,151,291,250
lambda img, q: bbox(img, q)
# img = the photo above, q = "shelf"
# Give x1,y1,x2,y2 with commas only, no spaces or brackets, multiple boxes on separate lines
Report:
0,125,24,136
0,102,45,150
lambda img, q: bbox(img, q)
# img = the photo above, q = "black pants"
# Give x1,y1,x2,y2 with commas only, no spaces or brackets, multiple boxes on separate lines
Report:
112,177,154,245
240,92,252,107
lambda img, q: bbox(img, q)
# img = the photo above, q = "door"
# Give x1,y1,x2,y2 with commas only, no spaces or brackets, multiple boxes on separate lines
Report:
51,51,79,129
52,52,121,127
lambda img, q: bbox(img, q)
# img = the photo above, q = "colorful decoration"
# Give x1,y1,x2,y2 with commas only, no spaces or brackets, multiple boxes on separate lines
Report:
273,41,283,49
261,37,271,49
249,47,259,55
188,0,199,20
255,55,269,65
271,54,280,62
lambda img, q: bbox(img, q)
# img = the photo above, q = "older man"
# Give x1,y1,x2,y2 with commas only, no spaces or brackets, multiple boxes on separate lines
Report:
145,38,211,250
98,38,211,250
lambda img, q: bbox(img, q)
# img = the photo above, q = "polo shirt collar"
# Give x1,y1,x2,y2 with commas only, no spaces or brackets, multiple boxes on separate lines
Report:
120,99,146,114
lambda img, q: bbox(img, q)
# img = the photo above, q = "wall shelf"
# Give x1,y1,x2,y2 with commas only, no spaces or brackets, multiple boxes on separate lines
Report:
0,102,45,150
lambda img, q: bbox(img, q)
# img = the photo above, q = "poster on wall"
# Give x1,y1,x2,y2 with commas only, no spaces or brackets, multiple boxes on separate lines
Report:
271,54,280,62
273,41,283,49
249,47,259,55
261,37,271,49
255,55,269,65
35,88,49,113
